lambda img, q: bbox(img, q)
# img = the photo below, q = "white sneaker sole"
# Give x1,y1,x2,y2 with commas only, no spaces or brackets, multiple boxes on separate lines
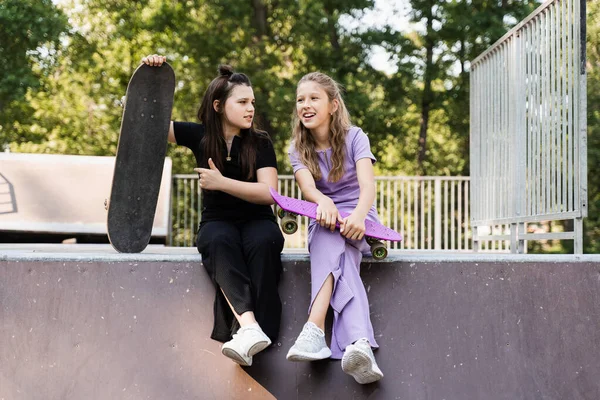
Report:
248,339,271,357
341,346,384,384
286,346,332,362
221,347,252,367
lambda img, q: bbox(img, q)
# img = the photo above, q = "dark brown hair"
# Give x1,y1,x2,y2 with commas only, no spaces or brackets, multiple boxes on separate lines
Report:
197,65,268,180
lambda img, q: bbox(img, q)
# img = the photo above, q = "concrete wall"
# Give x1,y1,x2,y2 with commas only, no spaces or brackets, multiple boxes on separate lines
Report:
1,253,599,399
0,153,171,238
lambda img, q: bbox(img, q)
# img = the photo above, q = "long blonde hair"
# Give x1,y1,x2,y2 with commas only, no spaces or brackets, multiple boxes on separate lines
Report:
292,72,351,182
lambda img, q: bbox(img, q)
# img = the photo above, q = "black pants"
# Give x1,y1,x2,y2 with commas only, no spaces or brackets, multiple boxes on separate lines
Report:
197,218,284,343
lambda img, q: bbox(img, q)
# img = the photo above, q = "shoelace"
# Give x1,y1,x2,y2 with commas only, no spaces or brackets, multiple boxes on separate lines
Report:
297,325,322,343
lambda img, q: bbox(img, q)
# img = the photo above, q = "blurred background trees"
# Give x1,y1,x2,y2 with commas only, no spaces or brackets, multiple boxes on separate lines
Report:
1,0,597,251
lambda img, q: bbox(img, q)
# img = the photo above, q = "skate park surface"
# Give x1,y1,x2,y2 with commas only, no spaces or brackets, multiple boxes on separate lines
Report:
2,244,600,400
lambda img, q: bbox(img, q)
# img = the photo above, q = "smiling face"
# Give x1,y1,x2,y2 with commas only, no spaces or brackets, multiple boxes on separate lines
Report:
296,80,337,133
220,84,255,131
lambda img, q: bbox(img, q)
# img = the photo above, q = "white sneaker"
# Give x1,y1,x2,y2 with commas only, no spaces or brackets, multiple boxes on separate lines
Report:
286,321,332,362
221,324,272,366
341,338,384,384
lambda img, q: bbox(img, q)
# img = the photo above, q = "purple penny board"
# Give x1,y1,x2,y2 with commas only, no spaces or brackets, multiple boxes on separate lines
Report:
270,187,402,242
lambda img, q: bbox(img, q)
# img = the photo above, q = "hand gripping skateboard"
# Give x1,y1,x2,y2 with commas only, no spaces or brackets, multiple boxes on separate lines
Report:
270,188,402,260
107,63,175,253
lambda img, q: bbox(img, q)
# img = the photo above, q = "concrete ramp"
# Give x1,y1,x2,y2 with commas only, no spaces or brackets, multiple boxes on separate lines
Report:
1,246,600,399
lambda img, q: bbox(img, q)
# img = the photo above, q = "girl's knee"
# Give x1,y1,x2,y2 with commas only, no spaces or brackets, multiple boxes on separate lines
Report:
248,225,284,252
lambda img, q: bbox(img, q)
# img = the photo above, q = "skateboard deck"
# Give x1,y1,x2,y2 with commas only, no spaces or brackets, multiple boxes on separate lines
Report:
270,187,402,259
107,63,175,253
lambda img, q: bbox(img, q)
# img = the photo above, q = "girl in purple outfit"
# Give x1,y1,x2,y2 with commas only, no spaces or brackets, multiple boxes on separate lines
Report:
285,72,384,384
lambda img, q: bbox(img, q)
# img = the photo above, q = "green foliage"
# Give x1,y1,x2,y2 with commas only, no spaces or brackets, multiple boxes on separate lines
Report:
0,0,68,145
2,0,598,251
584,0,600,253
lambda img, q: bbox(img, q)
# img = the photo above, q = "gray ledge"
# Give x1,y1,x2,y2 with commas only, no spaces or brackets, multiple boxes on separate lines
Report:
2,244,600,263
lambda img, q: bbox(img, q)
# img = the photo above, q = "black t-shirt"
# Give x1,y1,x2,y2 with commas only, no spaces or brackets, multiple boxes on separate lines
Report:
173,121,277,222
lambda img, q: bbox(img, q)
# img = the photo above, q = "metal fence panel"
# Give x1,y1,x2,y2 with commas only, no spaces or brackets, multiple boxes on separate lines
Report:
169,175,483,251
470,0,587,253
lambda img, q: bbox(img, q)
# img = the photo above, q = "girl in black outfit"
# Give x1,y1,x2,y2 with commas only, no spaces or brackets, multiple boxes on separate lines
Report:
142,55,284,367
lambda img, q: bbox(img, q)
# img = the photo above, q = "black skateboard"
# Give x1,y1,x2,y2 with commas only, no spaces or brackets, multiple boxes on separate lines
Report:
107,63,175,253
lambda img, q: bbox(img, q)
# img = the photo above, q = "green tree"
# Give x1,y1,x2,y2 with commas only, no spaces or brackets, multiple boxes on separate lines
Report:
584,0,600,252
0,0,69,146
370,0,538,175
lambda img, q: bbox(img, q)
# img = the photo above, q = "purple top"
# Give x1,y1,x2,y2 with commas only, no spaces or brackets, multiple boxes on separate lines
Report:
288,126,377,213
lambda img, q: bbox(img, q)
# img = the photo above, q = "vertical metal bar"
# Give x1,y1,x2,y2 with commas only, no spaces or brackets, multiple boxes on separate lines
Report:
490,51,496,222
444,180,448,250
531,19,537,216
506,40,511,219
387,180,392,249
380,179,385,231
413,180,418,248
517,222,526,253
458,180,462,251
394,179,398,249
189,179,194,247
487,55,491,223
420,180,425,249
427,179,432,250
542,10,549,215
550,3,556,213
567,0,573,211
183,178,188,246
506,40,512,219
176,178,181,246
401,180,405,249
435,178,442,250
554,3,561,212
545,9,552,214
451,181,456,250
407,180,412,249
561,0,568,211
505,40,510,219
574,217,583,253
535,18,544,214
480,60,485,225
168,178,174,246
190,178,195,247
578,0,588,220
554,1,561,212
492,50,497,222
526,23,533,217
495,48,500,221
516,28,527,224
464,180,469,250
284,178,289,198
573,0,579,210
473,225,480,252
480,61,485,224
470,64,479,249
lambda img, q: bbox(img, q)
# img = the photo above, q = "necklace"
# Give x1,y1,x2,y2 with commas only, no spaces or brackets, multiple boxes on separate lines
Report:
225,137,234,162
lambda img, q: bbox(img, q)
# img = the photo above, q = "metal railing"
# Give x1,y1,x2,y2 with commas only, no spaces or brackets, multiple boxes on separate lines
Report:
169,175,492,251
470,0,587,253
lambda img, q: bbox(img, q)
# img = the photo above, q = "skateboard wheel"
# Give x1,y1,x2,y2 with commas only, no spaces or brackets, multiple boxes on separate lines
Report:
366,236,378,246
370,242,387,260
277,207,285,219
281,215,298,235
